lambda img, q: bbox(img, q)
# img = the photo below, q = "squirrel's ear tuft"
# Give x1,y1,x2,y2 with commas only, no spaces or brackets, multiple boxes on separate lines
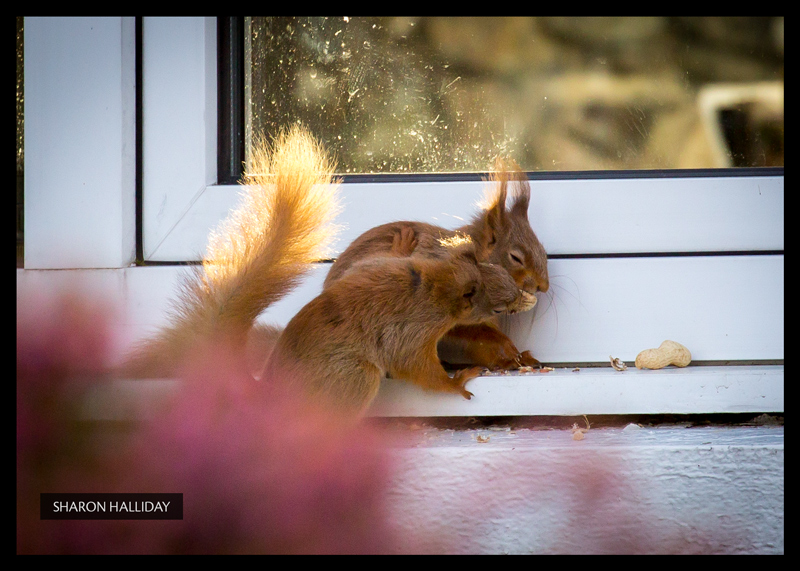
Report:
478,158,512,246
503,159,530,219
510,188,530,219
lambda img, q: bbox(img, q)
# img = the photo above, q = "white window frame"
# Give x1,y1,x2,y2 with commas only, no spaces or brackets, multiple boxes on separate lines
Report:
24,16,137,269
139,18,784,262
22,17,784,419
141,17,218,261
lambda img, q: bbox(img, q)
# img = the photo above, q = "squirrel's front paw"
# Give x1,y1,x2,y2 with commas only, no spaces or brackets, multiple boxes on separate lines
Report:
491,351,542,370
516,351,542,368
391,226,418,256
452,366,482,399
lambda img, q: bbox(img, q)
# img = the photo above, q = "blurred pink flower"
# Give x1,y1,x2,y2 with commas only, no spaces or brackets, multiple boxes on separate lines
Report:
17,291,395,554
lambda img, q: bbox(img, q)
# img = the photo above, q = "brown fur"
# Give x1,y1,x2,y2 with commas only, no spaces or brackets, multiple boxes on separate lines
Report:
323,157,549,370
120,129,541,415
265,243,516,415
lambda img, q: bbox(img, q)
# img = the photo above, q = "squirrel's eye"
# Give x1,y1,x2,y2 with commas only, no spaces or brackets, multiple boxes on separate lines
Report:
509,252,523,265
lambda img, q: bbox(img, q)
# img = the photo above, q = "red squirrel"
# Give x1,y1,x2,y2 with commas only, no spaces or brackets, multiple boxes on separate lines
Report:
120,126,525,415
264,233,524,415
323,158,549,370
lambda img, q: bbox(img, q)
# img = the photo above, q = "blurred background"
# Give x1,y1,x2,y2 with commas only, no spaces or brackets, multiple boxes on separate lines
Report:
247,17,784,174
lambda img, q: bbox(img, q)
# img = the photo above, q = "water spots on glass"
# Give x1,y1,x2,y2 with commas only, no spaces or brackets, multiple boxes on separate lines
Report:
245,17,784,174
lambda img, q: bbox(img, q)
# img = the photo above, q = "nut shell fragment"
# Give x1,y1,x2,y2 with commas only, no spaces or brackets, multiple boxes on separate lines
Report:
609,356,627,371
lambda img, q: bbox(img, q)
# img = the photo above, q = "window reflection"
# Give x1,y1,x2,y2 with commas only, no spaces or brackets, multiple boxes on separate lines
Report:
246,17,783,174
17,16,24,267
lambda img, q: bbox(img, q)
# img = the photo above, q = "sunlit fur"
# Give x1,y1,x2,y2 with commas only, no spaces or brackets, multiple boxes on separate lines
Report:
120,126,340,379
323,156,549,370
266,243,497,416
477,157,549,296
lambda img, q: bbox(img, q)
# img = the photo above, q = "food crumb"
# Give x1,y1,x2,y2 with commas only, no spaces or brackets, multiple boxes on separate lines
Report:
610,356,627,371
571,415,591,440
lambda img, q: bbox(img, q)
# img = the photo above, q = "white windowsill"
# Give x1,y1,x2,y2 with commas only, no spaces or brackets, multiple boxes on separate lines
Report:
369,364,784,417
81,364,783,422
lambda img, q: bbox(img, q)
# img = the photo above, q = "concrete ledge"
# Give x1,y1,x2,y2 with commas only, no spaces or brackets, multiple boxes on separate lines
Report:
384,425,784,554
76,376,784,554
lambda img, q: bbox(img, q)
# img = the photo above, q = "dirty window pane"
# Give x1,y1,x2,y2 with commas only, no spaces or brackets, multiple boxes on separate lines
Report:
17,16,24,267
245,17,784,174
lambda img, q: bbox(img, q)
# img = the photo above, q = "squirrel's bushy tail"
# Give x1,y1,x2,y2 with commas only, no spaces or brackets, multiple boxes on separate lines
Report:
122,125,340,378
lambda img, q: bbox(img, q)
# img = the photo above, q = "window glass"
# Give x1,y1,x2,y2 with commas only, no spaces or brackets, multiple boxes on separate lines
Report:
246,17,783,174
16,16,24,267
